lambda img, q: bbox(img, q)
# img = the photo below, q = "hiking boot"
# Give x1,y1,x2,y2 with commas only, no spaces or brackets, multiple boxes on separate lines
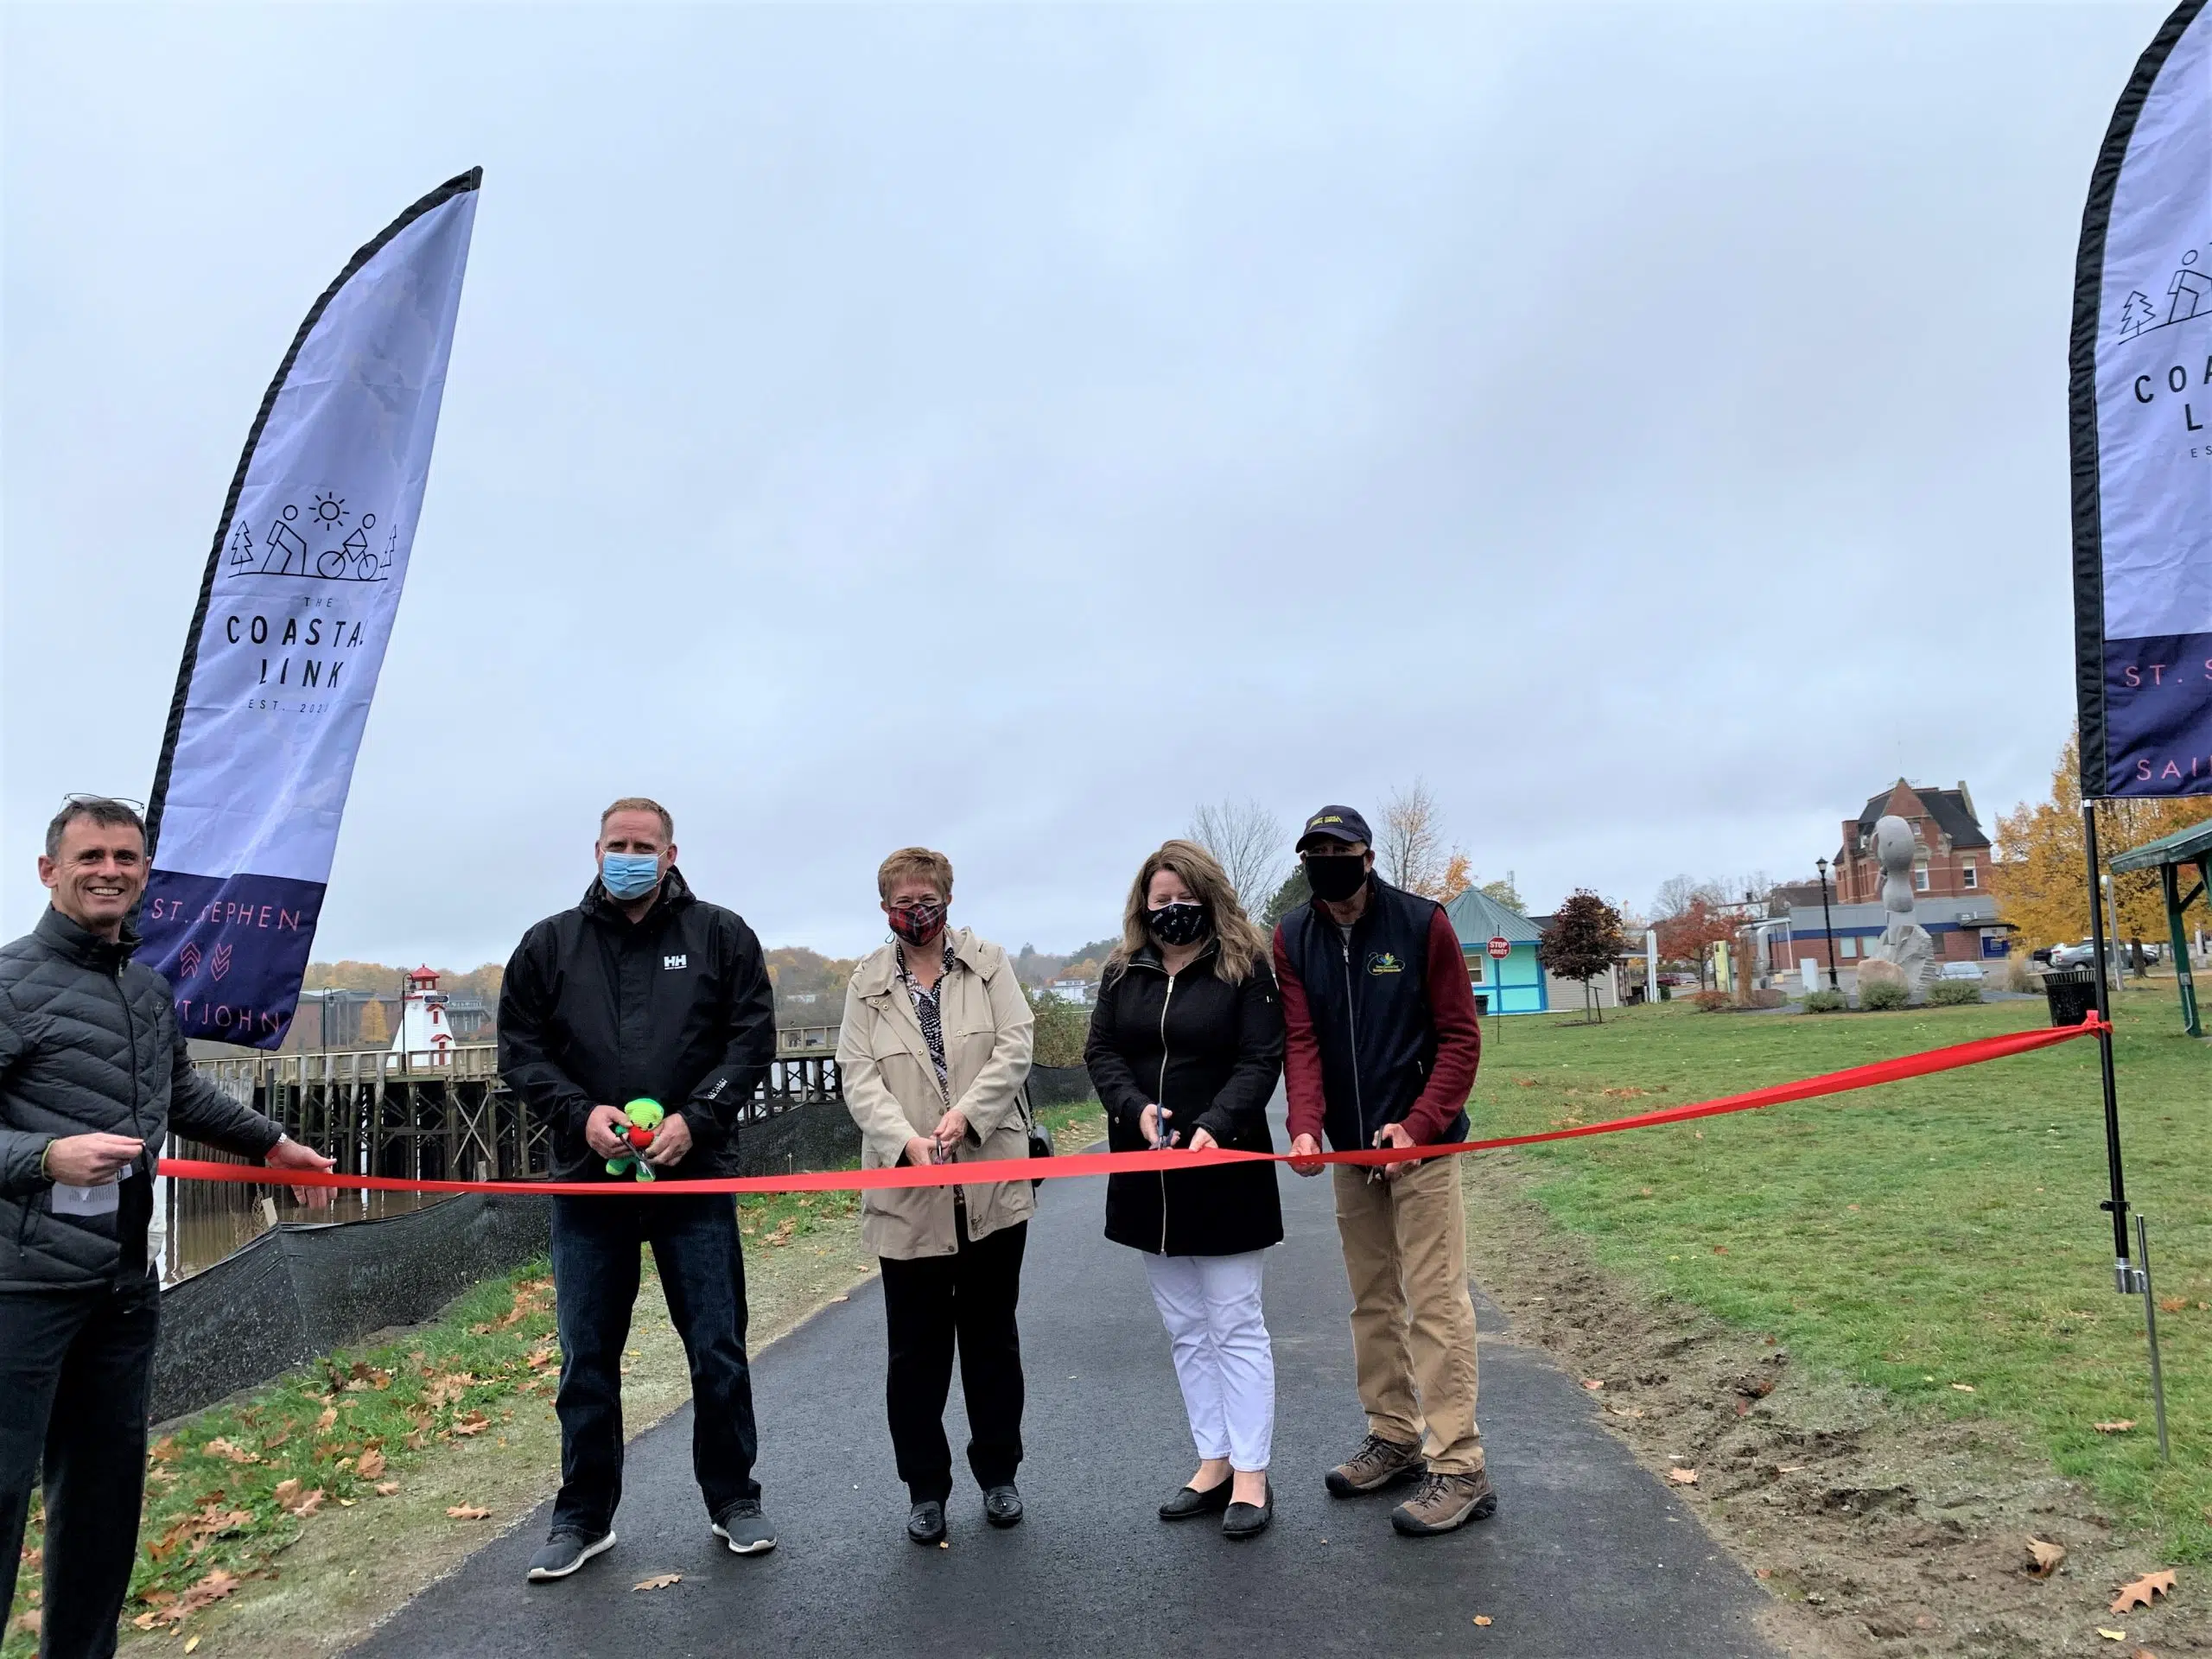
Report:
711,1500,778,1555
1325,1433,1427,1497
525,1529,615,1582
1390,1469,1498,1536
982,1484,1024,1529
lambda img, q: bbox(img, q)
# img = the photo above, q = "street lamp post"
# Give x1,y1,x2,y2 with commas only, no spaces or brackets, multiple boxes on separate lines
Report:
1816,856,1840,992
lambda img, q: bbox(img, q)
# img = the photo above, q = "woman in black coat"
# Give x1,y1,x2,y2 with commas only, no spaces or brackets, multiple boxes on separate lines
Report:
1085,838,1285,1538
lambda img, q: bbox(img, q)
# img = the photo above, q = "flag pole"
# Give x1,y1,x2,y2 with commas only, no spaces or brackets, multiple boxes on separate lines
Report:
2084,803,2171,1459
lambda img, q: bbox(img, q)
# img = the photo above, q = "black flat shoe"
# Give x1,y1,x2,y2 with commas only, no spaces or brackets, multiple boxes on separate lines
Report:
907,1500,946,1545
1222,1479,1273,1540
1159,1478,1234,1521
982,1484,1024,1529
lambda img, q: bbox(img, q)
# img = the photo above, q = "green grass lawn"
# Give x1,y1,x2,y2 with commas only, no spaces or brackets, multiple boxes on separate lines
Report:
1467,989,2211,1561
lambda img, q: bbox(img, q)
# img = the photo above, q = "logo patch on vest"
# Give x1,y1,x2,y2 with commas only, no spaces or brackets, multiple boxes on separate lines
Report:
663,954,688,970
1366,951,1404,976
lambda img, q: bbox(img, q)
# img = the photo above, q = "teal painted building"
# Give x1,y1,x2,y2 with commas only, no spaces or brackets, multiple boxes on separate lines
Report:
1443,887,1548,1015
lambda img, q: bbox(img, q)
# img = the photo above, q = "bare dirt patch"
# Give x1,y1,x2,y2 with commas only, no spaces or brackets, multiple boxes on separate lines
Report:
1465,1154,2209,1658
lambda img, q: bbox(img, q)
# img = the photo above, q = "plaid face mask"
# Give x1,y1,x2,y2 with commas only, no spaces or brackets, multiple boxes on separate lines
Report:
887,900,946,945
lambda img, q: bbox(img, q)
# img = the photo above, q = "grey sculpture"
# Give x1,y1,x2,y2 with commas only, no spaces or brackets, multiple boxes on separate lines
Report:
1866,815,1935,995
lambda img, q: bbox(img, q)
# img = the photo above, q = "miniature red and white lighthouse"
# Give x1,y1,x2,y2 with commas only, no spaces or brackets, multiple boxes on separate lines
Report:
392,964,454,1067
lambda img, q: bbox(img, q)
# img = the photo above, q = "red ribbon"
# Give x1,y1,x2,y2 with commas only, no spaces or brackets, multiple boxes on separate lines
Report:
159,1016,2106,1198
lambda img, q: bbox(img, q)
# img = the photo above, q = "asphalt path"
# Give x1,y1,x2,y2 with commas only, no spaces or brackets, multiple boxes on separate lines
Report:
353,1115,1777,1658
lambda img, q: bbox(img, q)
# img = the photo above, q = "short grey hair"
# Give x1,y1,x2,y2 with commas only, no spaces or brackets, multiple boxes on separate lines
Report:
46,797,146,859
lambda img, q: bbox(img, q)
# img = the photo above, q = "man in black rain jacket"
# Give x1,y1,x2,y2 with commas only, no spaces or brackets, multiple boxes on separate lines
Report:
499,798,778,1583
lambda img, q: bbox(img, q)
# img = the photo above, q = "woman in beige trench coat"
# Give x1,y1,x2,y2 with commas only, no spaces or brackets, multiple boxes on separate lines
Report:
837,846,1035,1546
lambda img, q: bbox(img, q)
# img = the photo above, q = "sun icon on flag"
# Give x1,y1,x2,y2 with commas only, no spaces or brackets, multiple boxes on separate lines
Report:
312,493,347,527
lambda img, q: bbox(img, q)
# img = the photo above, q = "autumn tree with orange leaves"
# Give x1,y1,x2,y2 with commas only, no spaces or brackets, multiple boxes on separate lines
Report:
1993,732,2209,953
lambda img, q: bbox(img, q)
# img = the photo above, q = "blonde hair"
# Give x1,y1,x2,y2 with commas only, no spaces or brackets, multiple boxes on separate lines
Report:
877,846,954,902
601,797,673,841
1110,839,1267,983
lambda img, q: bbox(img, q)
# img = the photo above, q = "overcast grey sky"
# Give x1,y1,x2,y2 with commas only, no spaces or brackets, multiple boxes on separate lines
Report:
0,3,2164,964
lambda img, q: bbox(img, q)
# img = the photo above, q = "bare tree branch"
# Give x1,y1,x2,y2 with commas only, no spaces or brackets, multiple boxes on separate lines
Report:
1378,779,1447,897
1187,798,1289,918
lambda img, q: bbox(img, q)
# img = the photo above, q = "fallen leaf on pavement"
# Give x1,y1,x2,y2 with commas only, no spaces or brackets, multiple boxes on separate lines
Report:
447,1504,492,1520
375,1482,399,1497
2111,1571,2177,1615
1580,1378,1605,1391
2096,1421,2138,1433
1608,1405,1644,1420
2099,1631,2126,1643
185,1638,200,1654
451,1412,491,1437
1668,1468,1698,1485
1775,1465,1804,1474
632,1574,682,1592
2026,1537,2067,1579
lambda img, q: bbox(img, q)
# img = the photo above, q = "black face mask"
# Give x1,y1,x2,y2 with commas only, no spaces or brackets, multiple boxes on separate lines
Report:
1303,853,1369,904
1147,902,1209,948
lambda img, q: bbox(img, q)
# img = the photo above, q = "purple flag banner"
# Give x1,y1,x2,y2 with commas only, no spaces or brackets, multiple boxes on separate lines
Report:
2070,0,2212,798
140,170,480,1046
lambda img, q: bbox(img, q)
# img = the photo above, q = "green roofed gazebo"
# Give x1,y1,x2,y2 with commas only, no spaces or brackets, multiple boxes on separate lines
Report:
2107,814,2212,1036
1443,887,1548,1015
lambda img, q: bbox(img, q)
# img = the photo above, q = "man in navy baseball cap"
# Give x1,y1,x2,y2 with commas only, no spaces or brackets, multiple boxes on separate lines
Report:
1272,801,1491,1536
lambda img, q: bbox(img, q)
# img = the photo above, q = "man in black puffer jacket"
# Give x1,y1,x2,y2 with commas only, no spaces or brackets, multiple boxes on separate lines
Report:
499,797,779,1585
2,797,331,1659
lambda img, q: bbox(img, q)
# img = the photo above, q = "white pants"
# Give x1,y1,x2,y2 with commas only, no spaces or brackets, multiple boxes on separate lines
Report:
1143,1250,1275,1473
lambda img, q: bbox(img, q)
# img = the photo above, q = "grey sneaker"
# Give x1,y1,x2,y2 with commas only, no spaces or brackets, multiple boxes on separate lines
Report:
1390,1469,1498,1536
711,1500,778,1555
1325,1433,1427,1497
526,1529,615,1582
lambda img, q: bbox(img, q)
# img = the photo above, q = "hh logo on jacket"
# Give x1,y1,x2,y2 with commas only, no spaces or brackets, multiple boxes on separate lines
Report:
663,955,688,970
1366,951,1404,976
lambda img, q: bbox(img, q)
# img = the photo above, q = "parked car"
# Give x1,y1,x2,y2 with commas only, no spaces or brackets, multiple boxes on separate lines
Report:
2049,939,2099,969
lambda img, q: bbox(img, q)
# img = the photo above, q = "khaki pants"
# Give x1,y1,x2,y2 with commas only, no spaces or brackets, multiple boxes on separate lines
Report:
1331,1154,1482,1475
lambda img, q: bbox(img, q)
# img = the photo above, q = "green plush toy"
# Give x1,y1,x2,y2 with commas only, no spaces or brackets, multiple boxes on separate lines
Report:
605,1097,666,1182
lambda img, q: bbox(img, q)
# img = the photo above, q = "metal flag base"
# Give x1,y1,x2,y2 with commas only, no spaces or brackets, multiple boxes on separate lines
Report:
2126,1214,2173,1462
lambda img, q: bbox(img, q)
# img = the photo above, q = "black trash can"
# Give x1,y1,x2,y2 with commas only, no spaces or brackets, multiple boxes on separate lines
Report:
2042,968,2101,1028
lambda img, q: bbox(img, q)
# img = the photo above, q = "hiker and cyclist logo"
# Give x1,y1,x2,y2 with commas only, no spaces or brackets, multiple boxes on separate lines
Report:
226,493,397,583
1366,951,1404,976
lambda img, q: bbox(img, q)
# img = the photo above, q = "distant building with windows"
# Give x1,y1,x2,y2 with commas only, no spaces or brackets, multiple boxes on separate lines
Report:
1444,887,1625,1014
1770,779,2009,978
1833,779,1990,904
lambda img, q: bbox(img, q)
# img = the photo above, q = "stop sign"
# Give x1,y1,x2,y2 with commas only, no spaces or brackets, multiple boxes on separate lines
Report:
1486,937,1511,960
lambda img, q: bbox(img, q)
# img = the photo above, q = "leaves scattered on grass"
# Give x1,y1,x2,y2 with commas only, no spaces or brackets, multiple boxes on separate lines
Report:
2110,1570,2177,1615
2096,1421,2139,1434
446,1504,492,1521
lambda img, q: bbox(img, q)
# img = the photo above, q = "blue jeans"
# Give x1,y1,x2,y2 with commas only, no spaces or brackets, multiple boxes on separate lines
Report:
549,1193,760,1537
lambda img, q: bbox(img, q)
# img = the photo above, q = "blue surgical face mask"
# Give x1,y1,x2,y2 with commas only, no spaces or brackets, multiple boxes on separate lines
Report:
601,853,662,900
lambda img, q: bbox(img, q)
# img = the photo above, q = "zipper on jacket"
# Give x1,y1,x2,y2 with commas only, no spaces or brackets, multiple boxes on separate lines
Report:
1340,932,1366,1138
114,963,147,1142
1156,970,1176,1255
